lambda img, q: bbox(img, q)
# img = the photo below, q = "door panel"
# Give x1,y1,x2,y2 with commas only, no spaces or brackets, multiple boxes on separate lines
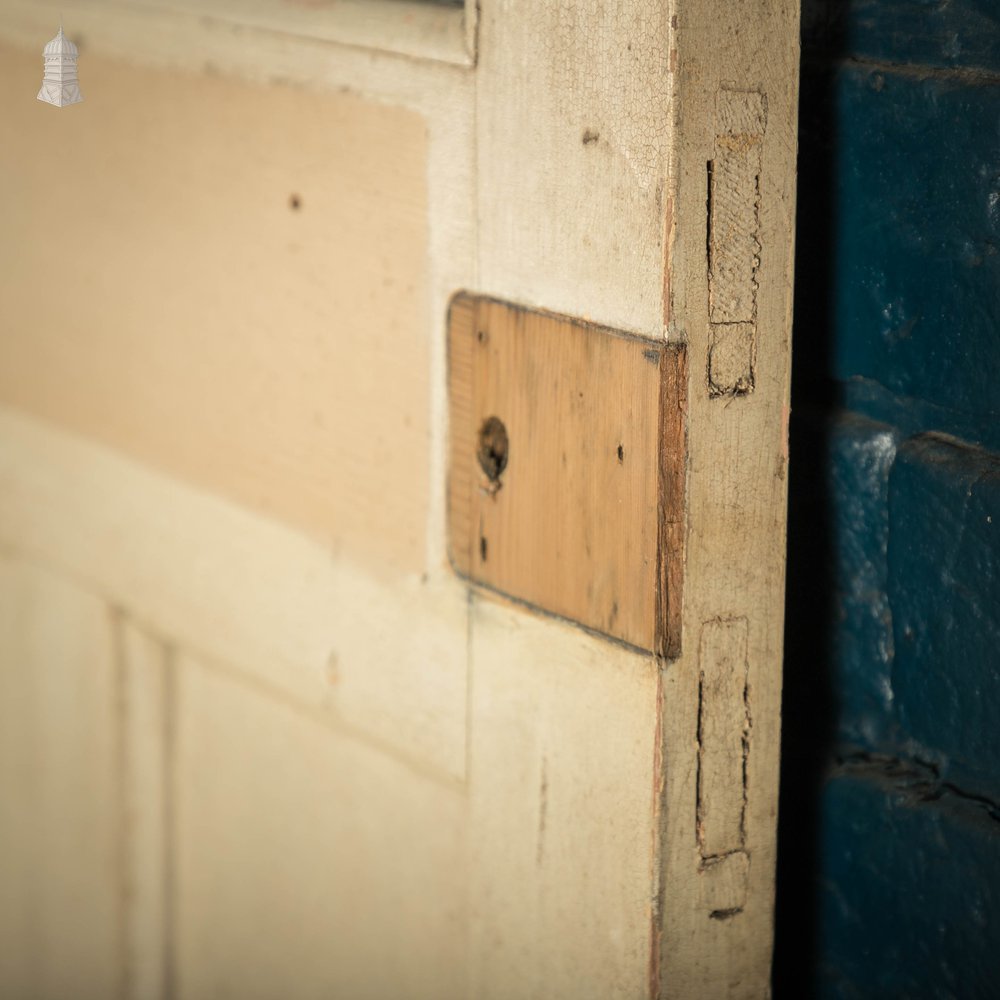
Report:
0,2,798,996
0,560,120,999
173,654,466,1000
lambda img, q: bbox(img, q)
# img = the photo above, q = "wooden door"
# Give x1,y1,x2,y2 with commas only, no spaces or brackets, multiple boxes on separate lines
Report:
0,2,798,997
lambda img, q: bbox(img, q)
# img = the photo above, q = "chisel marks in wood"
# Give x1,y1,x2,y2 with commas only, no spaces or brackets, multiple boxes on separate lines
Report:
717,90,767,139
699,849,750,918
696,616,751,859
695,616,752,918
707,90,766,397
708,321,757,397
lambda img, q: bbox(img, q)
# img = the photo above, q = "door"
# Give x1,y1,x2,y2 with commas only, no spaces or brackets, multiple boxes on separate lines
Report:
0,2,799,997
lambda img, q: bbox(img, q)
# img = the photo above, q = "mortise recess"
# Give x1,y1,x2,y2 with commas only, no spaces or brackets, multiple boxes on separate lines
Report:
707,90,766,397
695,616,752,916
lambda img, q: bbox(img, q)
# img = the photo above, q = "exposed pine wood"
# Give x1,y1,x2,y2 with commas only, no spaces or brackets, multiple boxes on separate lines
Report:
658,344,689,661
448,293,686,655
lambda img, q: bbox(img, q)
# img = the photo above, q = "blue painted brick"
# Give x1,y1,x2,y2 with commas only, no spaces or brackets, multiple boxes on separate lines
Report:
887,434,1000,798
817,761,1000,1000
828,413,899,747
804,0,1000,74
783,5,1000,997
831,65,1000,415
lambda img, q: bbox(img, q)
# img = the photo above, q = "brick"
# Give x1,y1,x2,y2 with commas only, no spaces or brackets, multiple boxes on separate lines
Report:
828,66,1000,416
813,763,1000,1000
827,413,900,747
803,0,1000,74
784,410,900,751
888,434,1000,798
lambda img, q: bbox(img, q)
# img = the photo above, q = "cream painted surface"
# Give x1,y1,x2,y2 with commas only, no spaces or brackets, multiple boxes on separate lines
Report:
0,405,469,785
0,408,658,999
134,0,475,66
0,44,431,577
0,558,121,999
468,599,659,1000
477,1,670,335
0,2,797,998
118,619,172,1000
173,653,467,1000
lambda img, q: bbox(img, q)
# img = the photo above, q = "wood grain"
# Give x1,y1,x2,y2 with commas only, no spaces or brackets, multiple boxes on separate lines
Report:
448,294,686,656
657,345,689,660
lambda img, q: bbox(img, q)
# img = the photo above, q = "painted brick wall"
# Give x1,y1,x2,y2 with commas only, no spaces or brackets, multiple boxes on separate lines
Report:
776,1,1000,995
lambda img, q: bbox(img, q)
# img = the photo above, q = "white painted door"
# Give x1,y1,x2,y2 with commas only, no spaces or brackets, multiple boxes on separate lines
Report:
0,2,798,997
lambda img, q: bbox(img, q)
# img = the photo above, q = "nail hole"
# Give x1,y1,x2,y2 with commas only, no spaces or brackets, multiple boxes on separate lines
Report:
477,416,508,482
480,536,488,561
289,193,302,210
477,329,488,344
617,444,624,463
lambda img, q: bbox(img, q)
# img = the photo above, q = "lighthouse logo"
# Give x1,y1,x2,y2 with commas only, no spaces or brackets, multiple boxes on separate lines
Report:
37,25,83,107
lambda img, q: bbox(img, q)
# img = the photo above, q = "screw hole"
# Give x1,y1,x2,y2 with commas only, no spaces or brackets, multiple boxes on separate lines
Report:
477,416,509,482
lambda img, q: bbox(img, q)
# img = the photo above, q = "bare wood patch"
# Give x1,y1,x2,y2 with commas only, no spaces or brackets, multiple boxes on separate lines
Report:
656,347,688,659
448,293,686,657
